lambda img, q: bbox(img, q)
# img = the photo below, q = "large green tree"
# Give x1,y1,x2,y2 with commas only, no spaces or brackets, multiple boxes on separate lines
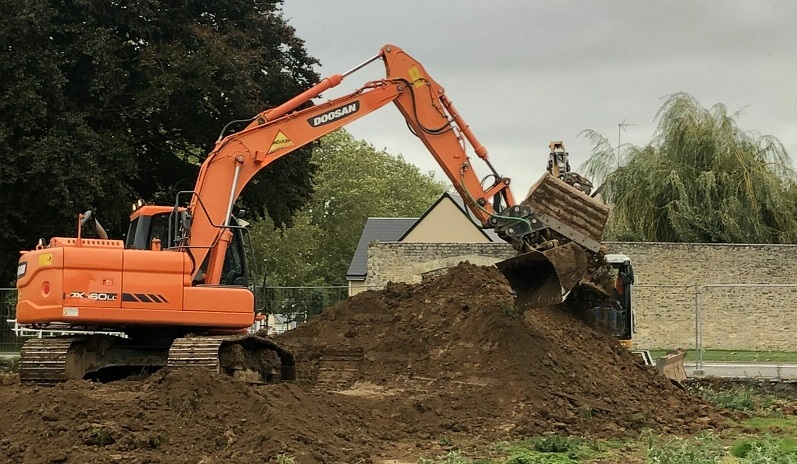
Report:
250,129,447,287
0,0,319,284
581,92,797,243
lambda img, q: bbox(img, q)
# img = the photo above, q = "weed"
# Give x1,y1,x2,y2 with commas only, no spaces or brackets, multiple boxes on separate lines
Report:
501,303,518,317
691,384,758,411
273,454,296,464
528,435,582,454
417,451,489,464
439,435,455,447
83,425,116,447
505,451,575,463
731,437,797,463
646,433,724,464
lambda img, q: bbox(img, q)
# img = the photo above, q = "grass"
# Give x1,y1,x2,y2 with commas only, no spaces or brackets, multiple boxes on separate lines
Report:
738,417,797,435
418,435,621,463
689,384,762,411
645,433,724,464
414,414,797,463
648,349,797,363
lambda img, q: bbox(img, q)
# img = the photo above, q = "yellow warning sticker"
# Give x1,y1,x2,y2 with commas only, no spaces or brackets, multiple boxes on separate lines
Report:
408,66,425,87
267,130,295,154
38,254,53,266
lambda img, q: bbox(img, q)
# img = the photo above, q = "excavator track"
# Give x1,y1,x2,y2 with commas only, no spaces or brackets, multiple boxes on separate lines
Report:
19,334,296,385
167,334,296,384
19,335,170,384
19,337,77,384
167,337,224,370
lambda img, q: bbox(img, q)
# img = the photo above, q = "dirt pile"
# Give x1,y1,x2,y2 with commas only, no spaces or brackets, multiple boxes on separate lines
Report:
0,369,385,464
277,262,722,437
0,262,725,463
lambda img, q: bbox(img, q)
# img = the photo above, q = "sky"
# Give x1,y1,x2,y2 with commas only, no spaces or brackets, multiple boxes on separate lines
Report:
280,1,797,194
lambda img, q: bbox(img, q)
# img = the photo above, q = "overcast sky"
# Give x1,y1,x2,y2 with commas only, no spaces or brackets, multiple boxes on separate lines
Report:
280,1,797,194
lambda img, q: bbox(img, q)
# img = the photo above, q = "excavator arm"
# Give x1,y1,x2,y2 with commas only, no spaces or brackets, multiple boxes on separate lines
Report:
184,45,538,285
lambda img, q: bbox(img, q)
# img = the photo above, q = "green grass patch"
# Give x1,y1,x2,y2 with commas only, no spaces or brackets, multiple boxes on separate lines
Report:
421,436,617,464
738,417,797,435
730,437,797,462
420,430,797,464
648,349,797,363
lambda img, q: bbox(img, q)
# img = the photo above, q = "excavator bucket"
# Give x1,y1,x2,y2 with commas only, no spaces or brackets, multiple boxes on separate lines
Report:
656,350,688,383
496,173,610,308
523,173,610,253
496,242,588,308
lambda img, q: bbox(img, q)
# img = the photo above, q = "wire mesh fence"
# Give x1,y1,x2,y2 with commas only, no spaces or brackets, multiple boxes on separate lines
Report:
3,282,797,377
262,286,351,322
629,283,797,376
0,288,20,353
0,285,385,352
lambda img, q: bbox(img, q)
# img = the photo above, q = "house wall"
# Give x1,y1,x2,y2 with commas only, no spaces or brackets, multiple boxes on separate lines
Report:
401,200,491,243
365,241,797,351
347,279,369,297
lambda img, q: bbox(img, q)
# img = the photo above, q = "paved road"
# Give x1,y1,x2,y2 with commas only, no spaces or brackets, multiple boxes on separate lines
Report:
685,362,797,380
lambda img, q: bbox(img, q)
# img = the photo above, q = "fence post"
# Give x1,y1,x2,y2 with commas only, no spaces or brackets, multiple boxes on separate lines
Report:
694,283,704,375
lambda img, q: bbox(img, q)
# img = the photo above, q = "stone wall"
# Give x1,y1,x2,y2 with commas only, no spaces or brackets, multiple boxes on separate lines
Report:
366,241,797,351
365,242,516,288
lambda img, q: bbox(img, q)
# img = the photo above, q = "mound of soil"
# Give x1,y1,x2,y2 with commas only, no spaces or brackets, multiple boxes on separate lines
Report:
276,262,723,438
0,262,725,463
0,369,385,464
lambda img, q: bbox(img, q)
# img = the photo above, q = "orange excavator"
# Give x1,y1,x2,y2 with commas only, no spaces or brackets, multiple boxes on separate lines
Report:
15,45,609,383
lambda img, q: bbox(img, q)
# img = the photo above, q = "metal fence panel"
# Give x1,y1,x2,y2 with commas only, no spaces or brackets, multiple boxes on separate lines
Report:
0,288,20,353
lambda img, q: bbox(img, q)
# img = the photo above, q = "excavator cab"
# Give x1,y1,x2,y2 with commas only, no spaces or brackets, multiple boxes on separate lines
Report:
125,206,175,250
125,205,255,288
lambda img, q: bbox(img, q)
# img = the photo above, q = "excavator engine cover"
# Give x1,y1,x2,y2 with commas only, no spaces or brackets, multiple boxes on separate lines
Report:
497,242,588,308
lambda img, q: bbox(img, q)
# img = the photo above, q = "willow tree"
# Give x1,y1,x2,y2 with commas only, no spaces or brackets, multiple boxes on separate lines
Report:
580,92,797,243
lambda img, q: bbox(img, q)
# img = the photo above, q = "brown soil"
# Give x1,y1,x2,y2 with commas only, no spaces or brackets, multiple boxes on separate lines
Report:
0,262,725,463
278,263,723,439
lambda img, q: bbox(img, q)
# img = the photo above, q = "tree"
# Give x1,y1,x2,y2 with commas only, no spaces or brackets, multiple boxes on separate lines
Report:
0,0,319,284
250,129,447,286
580,92,797,243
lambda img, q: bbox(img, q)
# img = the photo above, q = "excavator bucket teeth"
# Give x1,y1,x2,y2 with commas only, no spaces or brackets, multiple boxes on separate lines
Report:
496,242,588,308
523,173,610,252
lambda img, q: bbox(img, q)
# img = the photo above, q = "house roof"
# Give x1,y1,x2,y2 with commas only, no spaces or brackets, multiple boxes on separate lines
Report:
346,217,417,279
